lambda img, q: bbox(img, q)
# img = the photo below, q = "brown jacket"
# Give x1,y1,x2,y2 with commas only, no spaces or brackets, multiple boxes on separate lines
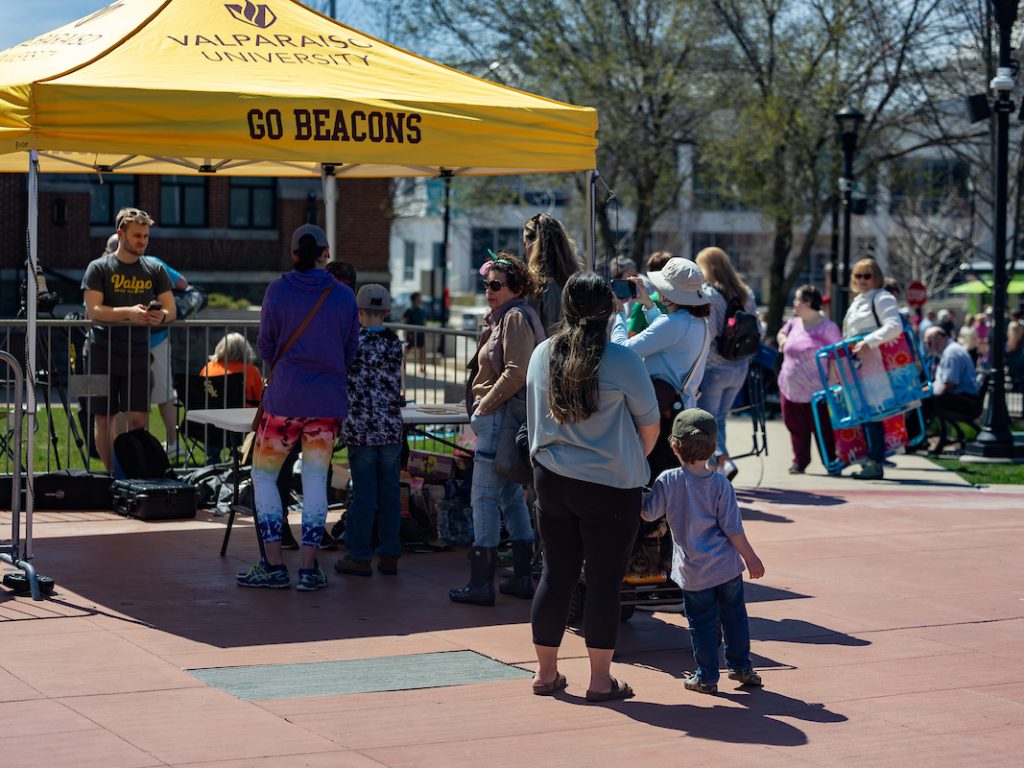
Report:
470,310,536,415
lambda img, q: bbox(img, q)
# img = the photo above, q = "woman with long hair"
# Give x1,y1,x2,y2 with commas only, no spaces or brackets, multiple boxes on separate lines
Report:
776,285,841,473
842,257,902,479
449,253,545,606
696,247,763,481
611,257,712,479
523,213,582,336
526,272,659,702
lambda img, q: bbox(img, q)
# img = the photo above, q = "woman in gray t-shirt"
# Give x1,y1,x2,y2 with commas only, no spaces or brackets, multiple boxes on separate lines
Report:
526,272,659,703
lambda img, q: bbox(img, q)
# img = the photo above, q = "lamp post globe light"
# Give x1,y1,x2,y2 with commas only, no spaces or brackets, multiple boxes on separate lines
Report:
835,106,865,322
966,0,1024,458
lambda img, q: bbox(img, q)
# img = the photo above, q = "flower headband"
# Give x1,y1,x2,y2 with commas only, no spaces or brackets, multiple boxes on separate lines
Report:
479,252,514,276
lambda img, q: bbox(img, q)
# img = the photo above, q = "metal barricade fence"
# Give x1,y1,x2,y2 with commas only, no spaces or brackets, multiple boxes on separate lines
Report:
0,318,479,474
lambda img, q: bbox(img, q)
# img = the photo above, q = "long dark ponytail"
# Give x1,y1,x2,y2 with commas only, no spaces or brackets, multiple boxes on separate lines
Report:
547,272,613,423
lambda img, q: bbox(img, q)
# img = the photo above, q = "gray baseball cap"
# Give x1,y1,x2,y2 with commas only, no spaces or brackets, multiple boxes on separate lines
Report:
356,283,391,311
290,223,329,252
671,408,718,447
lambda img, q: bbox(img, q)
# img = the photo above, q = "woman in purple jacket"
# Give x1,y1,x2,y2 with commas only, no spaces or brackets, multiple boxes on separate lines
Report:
236,224,359,592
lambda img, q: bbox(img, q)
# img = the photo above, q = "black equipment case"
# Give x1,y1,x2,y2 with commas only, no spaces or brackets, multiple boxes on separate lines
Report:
111,478,198,521
111,429,199,520
0,469,113,511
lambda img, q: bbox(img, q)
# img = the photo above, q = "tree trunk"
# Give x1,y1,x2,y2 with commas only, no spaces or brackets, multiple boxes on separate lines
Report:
764,216,794,338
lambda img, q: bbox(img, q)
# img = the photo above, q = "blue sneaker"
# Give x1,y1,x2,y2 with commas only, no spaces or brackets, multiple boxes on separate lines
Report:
296,562,328,592
236,561,290,589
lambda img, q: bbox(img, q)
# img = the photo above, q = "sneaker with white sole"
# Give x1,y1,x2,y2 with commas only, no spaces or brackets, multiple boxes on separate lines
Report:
164,442,183,462
296,562,328,591
236,560,290,589
722,459,738,481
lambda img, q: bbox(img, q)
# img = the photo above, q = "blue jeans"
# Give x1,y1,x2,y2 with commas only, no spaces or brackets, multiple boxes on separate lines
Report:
698,362,749,456
682,575,752,685
469,406,533,548
345,443,403,560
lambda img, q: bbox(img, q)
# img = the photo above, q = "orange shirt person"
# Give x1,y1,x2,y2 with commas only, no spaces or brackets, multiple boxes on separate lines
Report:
199,332,263,405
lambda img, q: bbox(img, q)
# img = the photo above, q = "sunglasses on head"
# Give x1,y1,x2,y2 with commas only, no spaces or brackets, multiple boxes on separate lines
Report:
853,273,874,280
480,279,509,292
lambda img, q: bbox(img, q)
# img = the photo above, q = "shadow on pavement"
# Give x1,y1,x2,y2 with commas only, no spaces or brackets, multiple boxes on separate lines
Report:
740,505,793,524
735,488,847,507
563,688,846,746
749,616,870,646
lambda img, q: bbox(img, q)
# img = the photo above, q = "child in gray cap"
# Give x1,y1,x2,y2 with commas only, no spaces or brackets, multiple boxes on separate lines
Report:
642,408,765,694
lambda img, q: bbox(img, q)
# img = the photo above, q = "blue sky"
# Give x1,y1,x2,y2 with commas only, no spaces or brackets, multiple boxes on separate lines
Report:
0,1,103,52
0,1,382,53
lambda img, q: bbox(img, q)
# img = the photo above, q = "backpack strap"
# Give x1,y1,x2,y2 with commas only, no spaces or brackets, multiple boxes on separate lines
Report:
870,291,881,329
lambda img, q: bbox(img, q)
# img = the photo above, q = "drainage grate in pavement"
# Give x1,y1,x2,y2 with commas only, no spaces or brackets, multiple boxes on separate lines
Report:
188,650,532,701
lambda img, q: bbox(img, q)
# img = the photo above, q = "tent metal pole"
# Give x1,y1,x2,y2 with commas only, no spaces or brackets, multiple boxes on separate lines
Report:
322,166,337,258
585,170,596,269
24,151,38,558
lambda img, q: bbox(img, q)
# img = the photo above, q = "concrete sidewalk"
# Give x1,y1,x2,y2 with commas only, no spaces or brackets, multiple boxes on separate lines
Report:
728,415,975,492
0,416,1021,767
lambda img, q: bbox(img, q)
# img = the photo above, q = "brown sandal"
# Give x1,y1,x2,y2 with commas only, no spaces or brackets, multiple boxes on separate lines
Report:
532,672,568,696
585,676,634,703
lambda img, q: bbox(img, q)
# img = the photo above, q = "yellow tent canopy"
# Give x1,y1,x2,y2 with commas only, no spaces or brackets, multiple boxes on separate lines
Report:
0,0,598,177
0,0,600,556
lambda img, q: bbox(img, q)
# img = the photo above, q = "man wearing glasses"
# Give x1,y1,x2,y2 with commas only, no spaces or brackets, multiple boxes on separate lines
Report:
82,208,176,472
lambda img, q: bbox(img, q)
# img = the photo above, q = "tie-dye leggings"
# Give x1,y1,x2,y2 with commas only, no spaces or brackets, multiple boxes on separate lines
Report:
252,413,342,548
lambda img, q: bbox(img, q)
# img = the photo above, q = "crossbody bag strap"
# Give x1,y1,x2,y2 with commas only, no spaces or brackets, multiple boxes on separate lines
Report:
265,285,333,385
681,317,710,397
870,291,881,329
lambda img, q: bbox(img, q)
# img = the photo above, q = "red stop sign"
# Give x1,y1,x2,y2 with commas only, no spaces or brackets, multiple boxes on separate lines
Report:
905,280,928,308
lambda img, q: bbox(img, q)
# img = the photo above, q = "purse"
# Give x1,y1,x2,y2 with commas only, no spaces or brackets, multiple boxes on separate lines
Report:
493,397,533,485
250,285,333,432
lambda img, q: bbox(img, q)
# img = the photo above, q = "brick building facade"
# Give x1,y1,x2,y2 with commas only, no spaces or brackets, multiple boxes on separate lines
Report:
0,173,392,315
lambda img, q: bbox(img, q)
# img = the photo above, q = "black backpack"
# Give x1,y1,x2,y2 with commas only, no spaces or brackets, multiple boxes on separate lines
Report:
113,428,174,480
717,296,760,360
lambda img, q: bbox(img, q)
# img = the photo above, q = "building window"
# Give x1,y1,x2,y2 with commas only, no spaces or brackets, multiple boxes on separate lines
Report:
160,175,207,227
403,240,416,281
89,175,137,226
229,177,276,228
889,158,967,214
470,227,522,275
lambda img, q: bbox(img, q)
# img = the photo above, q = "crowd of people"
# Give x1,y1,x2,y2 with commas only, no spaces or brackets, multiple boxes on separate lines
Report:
83,204,1021,702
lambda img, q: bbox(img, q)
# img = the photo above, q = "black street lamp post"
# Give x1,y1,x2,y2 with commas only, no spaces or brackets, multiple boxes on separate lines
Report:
835,106,865,322
966,0,1024,458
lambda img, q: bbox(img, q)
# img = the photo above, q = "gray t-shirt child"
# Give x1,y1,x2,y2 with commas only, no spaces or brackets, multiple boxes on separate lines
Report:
641,466,745,592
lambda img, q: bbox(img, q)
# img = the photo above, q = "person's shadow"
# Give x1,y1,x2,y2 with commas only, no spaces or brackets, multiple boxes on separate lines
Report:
574,688,846,746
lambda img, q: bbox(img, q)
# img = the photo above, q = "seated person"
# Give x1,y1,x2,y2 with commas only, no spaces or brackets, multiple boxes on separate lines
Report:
922,327,982,442
197,332,263,462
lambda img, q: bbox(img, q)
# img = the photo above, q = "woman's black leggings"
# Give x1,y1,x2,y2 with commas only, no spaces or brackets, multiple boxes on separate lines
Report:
531,464,641,650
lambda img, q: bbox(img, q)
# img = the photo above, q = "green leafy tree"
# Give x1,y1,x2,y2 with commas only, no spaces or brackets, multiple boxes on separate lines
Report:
700,0,955,334
394,0,711,267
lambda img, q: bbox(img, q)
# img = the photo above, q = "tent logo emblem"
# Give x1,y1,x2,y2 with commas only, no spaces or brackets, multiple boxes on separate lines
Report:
224,2,277,29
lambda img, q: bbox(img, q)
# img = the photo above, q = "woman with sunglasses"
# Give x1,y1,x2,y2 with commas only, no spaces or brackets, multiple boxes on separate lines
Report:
523,213,582,336
842,257,902,480
526,272,659,701
450,253,546,606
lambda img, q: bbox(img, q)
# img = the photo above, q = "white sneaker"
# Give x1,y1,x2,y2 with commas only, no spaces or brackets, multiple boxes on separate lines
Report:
722,459,738,481
164,442,183,461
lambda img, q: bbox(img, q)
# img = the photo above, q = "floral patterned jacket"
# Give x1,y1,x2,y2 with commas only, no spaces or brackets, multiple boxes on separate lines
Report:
342,328,404,446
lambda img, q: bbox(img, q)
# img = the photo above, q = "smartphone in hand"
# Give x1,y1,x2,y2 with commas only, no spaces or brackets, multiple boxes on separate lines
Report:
147,300,163,312
612,279,637,300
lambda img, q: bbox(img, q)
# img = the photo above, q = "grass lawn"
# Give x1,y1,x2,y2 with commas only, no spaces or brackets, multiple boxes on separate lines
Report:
929,456,1024,485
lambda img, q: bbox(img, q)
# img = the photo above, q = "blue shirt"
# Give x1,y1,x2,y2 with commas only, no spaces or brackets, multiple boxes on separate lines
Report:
642,466,745,592
935,340,979,396
610,307,709,408
144,256,181,347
